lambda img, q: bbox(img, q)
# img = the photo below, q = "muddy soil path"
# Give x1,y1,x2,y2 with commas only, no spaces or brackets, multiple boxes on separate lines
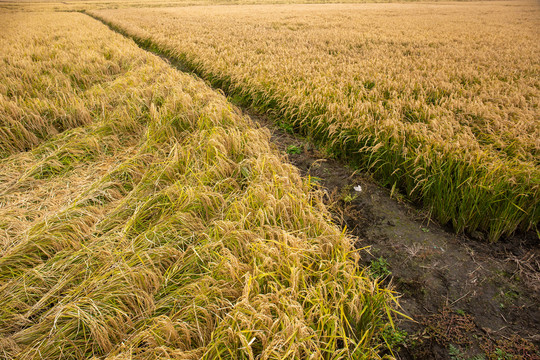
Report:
249,113,539,359
86,13,539,359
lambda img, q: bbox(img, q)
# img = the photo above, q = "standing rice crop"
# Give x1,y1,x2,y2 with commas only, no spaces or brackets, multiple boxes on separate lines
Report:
90,2,540,241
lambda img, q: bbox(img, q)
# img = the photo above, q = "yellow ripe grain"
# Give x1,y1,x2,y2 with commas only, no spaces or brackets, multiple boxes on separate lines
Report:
93,2,540,167
0,10,396,360
91,1,540,239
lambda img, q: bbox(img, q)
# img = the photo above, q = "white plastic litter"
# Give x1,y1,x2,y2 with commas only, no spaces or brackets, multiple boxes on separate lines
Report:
354,185,362,192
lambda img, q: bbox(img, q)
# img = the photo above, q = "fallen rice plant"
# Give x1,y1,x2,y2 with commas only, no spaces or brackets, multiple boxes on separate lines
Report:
0,11,156,157
90,2,540,241
0,11,397,359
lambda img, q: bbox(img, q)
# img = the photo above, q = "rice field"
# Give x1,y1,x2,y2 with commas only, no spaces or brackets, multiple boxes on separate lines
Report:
0,11,397,359
90,2,540,241
0,0,457,13
0,12,120,156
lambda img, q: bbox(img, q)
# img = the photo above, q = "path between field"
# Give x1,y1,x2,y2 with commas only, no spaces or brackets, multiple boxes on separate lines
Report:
86,12,540,359
256,113,539,359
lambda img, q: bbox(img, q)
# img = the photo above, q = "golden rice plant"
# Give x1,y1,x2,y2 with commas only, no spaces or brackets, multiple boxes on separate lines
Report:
89,2,540,241
0,0,474,13
0,11,158,157
0,11,398,359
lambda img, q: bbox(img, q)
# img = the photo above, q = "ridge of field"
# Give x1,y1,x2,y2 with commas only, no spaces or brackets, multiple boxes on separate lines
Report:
90,2,540,242
0,11,398,359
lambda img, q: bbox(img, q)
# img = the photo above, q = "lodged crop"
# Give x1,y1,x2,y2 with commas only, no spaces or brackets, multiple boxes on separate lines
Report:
0,12,397,359
90,2,540,241
0,12,158,157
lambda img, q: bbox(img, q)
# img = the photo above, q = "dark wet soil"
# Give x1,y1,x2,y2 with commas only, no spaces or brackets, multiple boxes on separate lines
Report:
249,111,540,360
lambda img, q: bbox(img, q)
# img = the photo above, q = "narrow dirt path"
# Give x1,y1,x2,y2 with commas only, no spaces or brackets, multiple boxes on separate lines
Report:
86,12,540,359
253,112,539,359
